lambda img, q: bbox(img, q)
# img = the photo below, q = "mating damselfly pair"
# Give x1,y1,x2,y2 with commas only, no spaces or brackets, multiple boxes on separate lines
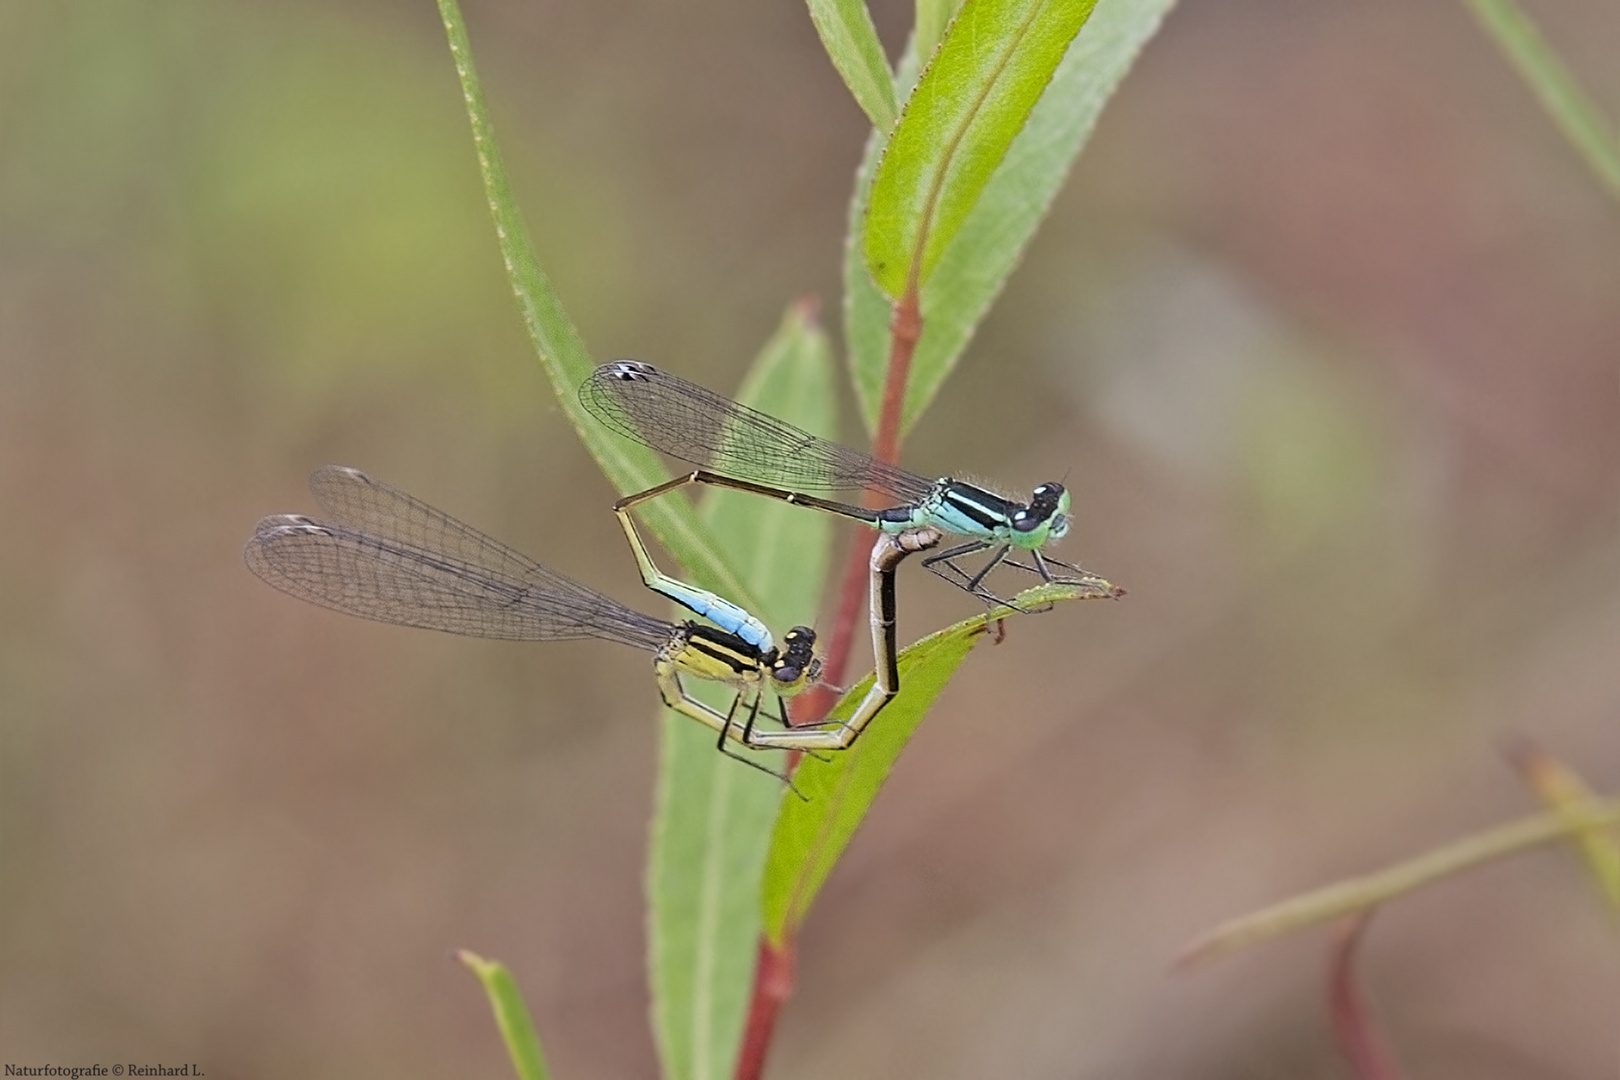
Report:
246,364,1120,784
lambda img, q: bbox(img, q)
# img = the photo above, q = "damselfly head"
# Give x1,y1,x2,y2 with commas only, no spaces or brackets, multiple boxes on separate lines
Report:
770,625,820,693
1012,483,1070,540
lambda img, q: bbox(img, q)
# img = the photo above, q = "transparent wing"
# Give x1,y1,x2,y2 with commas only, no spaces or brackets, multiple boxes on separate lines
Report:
245,471,675,649
309,465,556,588
579,361,937,501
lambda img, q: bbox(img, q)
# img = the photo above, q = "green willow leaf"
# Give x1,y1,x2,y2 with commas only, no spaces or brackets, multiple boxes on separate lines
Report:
436,0,761,615
863,0,1098,300
649,305,836,1080
760,579,1119,944
1180,800,1620,965
848,0,1176,433
914,0,966,74
806,0,899,132
458,950,552,1080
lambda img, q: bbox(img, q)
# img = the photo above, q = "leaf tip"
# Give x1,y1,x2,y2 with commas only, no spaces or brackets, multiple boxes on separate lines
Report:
788,294,823,332
457,948,496,976
1170,933,1223,972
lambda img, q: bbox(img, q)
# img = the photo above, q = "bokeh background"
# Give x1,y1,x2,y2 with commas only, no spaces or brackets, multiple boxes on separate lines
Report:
4,1,1618,1076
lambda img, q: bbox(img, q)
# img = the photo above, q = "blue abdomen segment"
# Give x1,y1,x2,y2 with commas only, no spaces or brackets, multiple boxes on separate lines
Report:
613,506,776,653
650,578,774,652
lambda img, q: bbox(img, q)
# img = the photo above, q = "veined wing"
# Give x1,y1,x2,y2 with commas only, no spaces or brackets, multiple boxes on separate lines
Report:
309,465,557,589
246,473,674,649
580,361,937,502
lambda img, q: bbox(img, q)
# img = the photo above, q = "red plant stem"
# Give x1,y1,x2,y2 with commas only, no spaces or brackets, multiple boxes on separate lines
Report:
873,280,921,464
1328,911,1402,1080
732,939,796,1080
733,282,923,1080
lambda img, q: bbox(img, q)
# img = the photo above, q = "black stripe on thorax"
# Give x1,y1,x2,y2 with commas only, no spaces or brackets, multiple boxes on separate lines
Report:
683,624,767,675
941,481,1016,530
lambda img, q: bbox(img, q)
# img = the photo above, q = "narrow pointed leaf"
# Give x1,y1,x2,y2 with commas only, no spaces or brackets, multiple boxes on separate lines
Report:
1179,800,1620,965
761,578,1121,944
1465,0,1620,201
848,0,1176,432
458,950,552,1080
1513,743,1620,916
649,305,836,1080
807,0,899,132
436,0,761,615
863,0,1099,300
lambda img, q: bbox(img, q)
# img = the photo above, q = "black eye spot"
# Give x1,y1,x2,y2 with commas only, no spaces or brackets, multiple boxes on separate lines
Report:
773,665,803,683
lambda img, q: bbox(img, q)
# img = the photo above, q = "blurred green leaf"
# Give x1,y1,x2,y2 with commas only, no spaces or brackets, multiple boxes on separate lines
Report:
1465,0,1620,201
863,0,1099,300
458,950,552,1080
761,578,1120,944
806,0,898,132
1180,799,1620,965
1241,362,1382,553
848,0,1176,433
914,0,966,74
1513,744,1620,918
649,305,837,1080
436,0,763,618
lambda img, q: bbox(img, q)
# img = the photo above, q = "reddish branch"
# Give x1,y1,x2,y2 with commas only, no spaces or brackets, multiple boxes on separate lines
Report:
733,281,923,1080
732,939,796,1080
1328,910,1402,1080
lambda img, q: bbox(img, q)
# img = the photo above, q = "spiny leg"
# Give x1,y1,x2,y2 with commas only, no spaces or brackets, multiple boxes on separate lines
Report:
715,690,803,789
1000,549,1059,614
657,666,795,784
1032,550,1102,582
955,543,1039,612
999,554,1042,575
964,543,1012,596
1003,550,1120,598
987,549,1101,596
773,694,834,762
971,546,1055,614
921,540,997,596
714,688,750,753
922,541,1031,609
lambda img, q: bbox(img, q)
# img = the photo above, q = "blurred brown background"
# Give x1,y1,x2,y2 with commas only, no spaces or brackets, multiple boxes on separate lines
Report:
3,1,1617,1077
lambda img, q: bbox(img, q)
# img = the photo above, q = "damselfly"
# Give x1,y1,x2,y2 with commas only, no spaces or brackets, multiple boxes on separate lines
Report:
244,466,930,774
580,361,1112,605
